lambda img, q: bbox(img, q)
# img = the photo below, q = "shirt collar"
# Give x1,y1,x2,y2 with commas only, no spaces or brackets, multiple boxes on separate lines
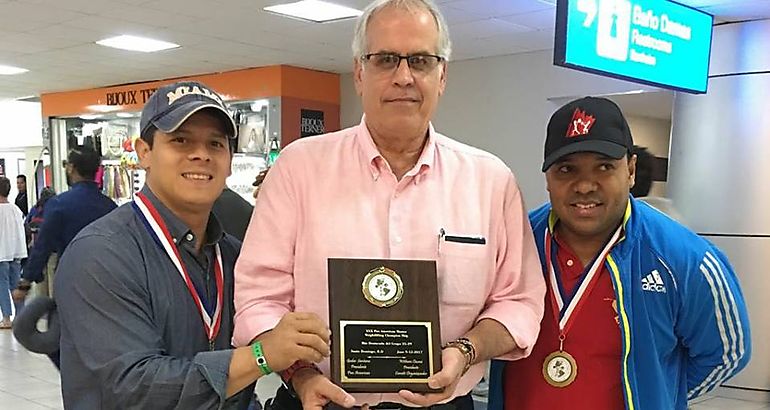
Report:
547,200,632,244
139,186,225,247
355,115,436,182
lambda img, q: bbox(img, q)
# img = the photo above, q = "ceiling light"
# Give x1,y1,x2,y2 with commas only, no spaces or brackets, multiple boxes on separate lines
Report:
116,112,135,118
96,35,180,52
79,114,104,120
264,0,362,23
0,65,29,75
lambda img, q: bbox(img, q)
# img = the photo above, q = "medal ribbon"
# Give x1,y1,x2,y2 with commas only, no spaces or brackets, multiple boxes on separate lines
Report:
133,192,224,343
544,223,622,346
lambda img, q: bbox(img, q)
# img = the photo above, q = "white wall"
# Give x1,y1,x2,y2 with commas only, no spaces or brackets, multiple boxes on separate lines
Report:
626,115,671,158
0,101,43,149
341,50,663,208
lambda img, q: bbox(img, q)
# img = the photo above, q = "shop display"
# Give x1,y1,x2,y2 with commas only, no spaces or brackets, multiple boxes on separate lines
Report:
227,155,265,205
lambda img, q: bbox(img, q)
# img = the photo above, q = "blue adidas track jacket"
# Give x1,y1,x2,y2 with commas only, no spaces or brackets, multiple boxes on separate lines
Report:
489,198,751,410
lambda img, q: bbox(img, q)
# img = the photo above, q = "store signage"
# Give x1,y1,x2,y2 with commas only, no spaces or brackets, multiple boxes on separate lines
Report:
300,109,325,137
554,0,713,93
105,87,158,106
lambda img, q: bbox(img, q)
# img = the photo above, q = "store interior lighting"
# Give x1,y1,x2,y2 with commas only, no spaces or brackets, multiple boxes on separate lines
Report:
87,104,122,113
96,35,180,52
250,99,270,112
79,114,104,120
0,64,29,75
264,0,362,23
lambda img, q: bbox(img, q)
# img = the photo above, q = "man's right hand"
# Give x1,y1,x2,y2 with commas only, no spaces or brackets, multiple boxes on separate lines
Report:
293,368,355,410
259,312,332,372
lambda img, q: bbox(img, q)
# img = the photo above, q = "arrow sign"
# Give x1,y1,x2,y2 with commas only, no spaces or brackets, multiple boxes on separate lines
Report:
577,0,597,27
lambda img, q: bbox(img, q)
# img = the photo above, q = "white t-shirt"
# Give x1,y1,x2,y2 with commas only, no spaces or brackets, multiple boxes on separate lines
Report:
0,202,27,262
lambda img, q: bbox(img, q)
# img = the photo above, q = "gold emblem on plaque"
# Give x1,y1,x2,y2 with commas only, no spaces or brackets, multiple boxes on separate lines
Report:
362,266,404,308
542,350,578,387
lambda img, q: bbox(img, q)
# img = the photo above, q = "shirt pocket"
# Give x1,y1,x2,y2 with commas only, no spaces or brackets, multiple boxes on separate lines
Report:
437,237,490,310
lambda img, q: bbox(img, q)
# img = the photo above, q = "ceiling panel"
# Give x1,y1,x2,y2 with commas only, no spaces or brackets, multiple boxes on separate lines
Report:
498,8,557,31
444,0,554,16
0,0,767,100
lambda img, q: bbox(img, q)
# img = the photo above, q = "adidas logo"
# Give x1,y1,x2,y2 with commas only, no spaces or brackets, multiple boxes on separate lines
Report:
641,270,666,293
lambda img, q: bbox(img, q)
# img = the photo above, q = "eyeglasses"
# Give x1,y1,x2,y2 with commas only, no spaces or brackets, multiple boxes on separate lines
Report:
362,53,445,74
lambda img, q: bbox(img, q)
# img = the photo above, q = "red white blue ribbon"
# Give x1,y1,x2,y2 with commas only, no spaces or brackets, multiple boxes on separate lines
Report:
133,192,224,343
544,223,622,339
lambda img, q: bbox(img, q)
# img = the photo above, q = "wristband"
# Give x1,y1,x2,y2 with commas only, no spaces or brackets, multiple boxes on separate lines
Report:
251,341,273,375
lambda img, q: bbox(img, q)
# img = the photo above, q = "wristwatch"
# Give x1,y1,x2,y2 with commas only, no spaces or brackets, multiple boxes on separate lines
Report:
443,337,477,375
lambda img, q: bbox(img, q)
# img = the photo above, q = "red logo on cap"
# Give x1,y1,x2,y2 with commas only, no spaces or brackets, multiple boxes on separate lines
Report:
566,108,595,138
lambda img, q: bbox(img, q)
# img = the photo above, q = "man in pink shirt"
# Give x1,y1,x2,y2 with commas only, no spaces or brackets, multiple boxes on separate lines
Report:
233,1,545,409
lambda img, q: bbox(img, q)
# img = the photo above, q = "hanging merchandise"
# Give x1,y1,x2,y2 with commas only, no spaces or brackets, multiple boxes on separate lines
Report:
121,136,141,169
101,163,133,205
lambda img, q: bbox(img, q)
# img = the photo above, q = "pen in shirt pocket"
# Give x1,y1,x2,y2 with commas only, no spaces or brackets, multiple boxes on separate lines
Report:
438,228,487,251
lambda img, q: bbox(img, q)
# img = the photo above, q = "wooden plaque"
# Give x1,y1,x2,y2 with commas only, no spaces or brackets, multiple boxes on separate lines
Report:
328,258,442,393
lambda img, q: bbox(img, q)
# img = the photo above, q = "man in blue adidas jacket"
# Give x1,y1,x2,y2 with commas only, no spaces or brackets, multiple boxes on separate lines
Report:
489,97,750,410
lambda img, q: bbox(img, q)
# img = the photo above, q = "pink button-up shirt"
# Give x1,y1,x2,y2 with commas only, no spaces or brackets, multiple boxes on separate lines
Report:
234,118,545,405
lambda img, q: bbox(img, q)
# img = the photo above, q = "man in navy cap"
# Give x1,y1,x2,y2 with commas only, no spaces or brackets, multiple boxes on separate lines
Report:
488,97,750,410
55,81,333,409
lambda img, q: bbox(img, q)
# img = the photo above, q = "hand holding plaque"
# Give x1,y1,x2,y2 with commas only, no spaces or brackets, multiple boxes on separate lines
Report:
328,259,442,393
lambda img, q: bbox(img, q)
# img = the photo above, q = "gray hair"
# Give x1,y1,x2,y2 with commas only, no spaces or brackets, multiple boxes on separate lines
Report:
352,0,452,61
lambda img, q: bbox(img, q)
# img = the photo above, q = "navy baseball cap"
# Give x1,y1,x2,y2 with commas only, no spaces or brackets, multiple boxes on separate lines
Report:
139,81,237,140
542,97,633,172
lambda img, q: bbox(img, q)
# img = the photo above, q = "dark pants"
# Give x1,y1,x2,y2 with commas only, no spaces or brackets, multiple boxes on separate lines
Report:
328,394,474,410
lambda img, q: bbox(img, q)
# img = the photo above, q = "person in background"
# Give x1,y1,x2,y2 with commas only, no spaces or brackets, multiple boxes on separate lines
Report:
630,145,684,221
15,147,117,301
0,177,27,329
15,174,28,217
25,187,56,242
489,97,750,410
213,186,254,242
233,1,545,409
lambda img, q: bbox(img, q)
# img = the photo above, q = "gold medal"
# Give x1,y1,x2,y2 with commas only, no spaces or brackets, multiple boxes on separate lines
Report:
361,266,404,308
542,350,578,387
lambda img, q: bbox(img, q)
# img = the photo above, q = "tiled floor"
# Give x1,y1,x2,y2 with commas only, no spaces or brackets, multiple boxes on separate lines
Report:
0,328,767,409
0,329,62,409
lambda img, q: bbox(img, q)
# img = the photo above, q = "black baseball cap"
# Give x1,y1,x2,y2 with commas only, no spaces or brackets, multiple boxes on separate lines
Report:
139,81,237,140
542,97,633,172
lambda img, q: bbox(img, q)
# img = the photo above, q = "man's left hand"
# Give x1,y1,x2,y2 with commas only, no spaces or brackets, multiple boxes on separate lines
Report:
12,289,28,303
398,346,467,407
